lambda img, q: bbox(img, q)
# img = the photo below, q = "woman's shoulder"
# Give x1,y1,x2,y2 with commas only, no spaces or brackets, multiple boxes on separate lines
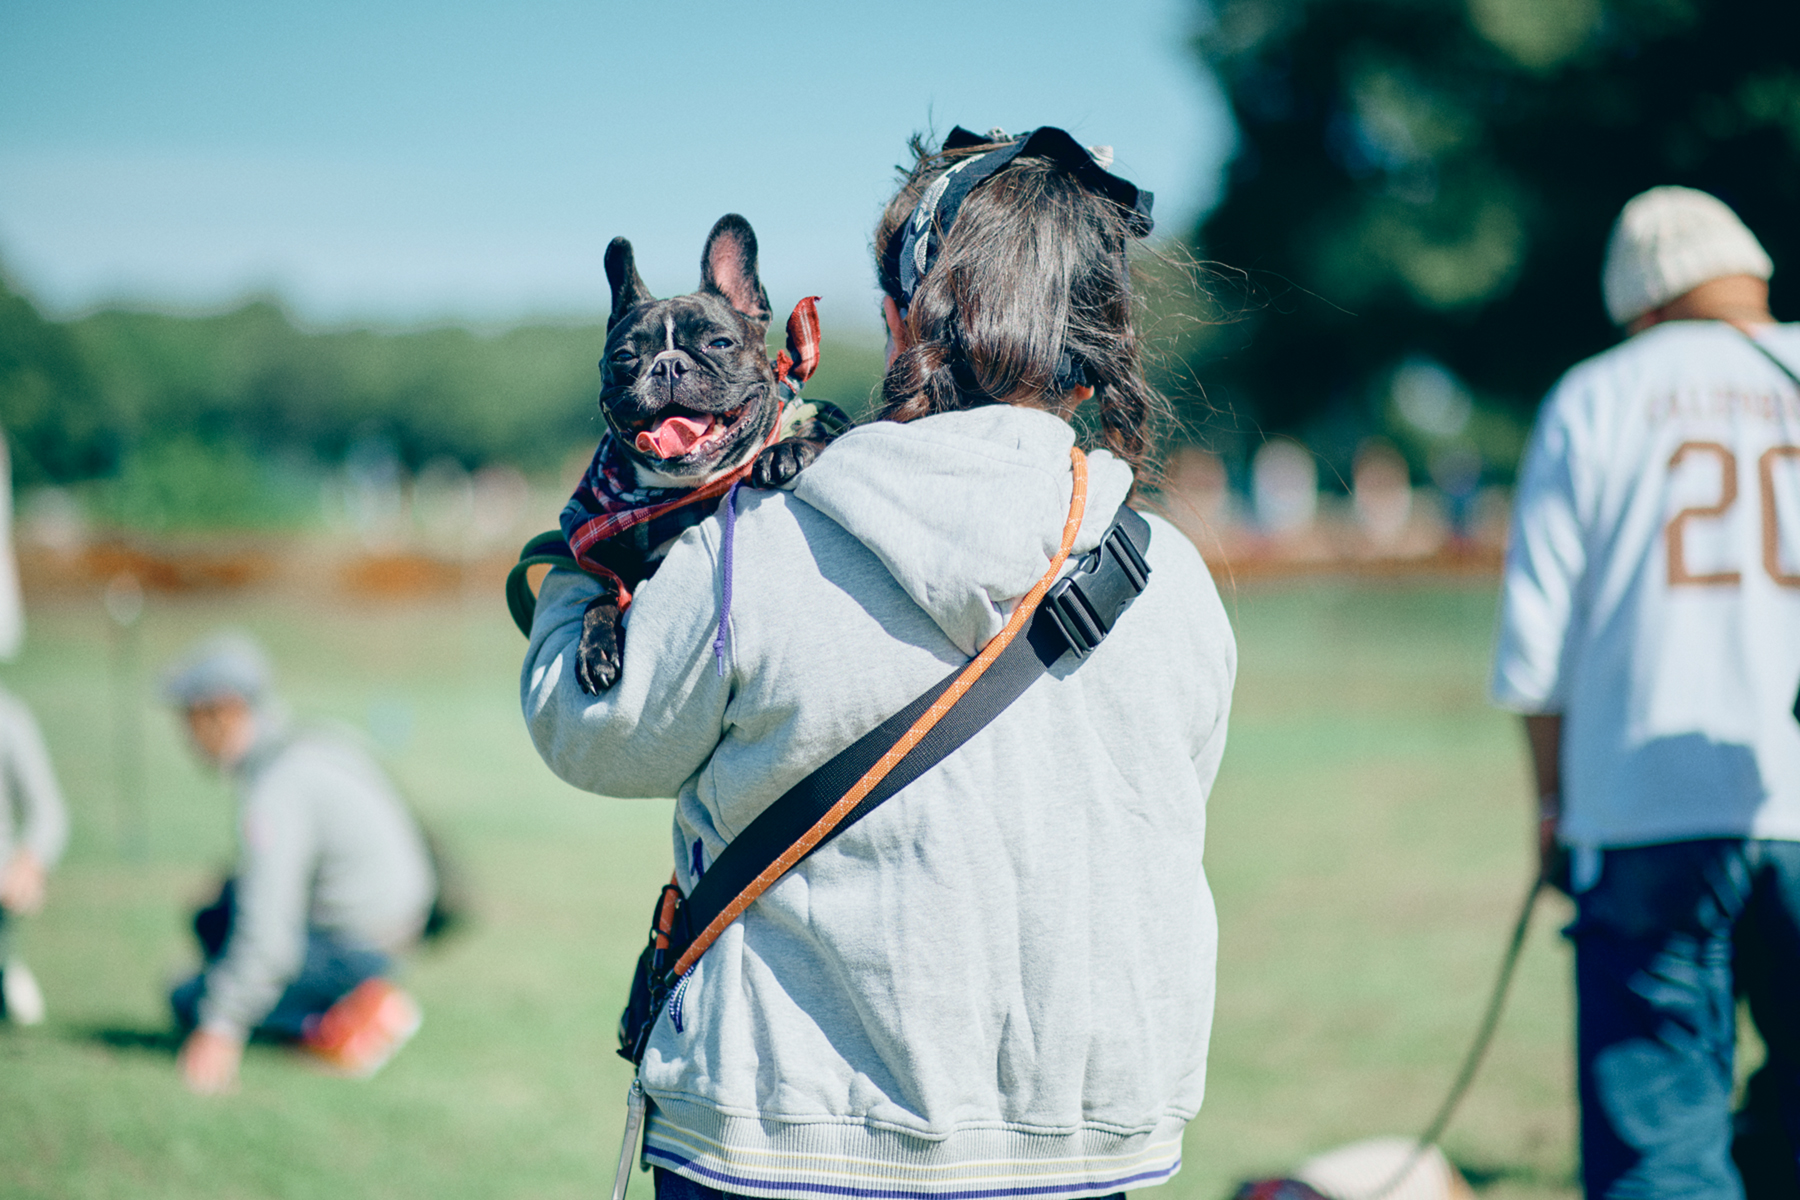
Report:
659,485,850,566
1135,510,1235,658
638,485,874,614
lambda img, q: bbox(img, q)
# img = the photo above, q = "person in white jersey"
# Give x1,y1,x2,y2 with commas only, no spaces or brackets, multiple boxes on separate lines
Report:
1493,186,1800,1199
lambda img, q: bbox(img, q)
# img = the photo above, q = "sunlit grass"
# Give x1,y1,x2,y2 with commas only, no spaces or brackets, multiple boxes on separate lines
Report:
0,577,1577,1200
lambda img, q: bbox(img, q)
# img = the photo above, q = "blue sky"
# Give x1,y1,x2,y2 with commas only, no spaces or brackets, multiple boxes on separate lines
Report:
0,0,1232,334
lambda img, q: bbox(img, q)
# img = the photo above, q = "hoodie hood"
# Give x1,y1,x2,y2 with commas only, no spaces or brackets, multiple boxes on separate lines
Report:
791,405,1135,656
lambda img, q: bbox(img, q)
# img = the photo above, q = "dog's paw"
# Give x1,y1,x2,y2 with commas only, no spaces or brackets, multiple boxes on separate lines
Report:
576,595,626,695
751,437,824,489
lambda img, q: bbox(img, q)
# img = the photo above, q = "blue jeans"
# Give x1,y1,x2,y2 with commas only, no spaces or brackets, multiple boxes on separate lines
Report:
170,879,390,1041
1569,840,1800,1199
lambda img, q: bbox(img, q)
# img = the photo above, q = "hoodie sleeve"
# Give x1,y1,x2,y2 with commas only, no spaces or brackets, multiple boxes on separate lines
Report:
199,762,317,1038
521,525,733,800
0,693,68,871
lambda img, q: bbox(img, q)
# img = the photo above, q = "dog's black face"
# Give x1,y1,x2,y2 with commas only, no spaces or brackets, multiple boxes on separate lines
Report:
600,215,782,487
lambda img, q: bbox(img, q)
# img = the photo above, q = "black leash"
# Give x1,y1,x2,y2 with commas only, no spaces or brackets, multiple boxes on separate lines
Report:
1361,876,1546,1200
1736,326,1800,390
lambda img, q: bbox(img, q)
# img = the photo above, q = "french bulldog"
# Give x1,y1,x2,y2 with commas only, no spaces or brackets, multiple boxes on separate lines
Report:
573,213,843,694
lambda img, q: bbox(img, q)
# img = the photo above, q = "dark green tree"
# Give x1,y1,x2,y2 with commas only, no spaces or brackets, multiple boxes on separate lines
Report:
1185,0,1800,479
0,268,894,529
0,269,114,485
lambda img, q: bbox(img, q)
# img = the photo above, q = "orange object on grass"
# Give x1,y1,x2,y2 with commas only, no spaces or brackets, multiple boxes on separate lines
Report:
300,978,422,1077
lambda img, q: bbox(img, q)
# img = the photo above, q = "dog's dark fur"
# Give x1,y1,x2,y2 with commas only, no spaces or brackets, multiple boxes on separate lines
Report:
576,214,836,694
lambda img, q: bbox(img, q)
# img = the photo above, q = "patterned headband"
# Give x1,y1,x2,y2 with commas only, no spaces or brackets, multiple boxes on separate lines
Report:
889,125,1156,311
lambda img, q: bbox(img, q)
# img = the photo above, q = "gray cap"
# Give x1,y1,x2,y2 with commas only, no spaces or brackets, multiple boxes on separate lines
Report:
161,631,273,708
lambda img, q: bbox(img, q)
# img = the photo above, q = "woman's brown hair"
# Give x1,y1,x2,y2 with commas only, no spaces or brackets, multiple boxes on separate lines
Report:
874,133,1169,478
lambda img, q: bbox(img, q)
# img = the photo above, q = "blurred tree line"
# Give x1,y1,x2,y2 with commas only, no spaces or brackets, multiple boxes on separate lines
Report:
0,268,602,526
0,268,885,529
18,0,1792,529
1176,0,1800,489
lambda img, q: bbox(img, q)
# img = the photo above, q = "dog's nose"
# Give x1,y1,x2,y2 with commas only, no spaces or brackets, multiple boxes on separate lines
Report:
650,351,689,381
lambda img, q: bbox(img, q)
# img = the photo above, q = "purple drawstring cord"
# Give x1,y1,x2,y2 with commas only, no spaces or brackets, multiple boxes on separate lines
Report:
713,481,742,676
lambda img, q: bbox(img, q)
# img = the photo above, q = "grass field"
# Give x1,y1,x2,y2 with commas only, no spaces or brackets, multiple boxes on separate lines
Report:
0,575,1583,1200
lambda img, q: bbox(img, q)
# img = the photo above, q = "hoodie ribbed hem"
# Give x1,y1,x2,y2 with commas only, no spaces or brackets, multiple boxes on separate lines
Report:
644,1098,1188,1200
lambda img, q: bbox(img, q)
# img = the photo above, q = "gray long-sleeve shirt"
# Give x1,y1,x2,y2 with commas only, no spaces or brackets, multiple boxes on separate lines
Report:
0,687,68,891
199,721,434,1037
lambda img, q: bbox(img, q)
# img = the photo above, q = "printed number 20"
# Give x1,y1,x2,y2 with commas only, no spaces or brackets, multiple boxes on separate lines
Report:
1666,441,1800,587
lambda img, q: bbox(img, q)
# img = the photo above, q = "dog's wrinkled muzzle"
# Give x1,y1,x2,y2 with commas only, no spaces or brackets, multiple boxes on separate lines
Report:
649,349,691,382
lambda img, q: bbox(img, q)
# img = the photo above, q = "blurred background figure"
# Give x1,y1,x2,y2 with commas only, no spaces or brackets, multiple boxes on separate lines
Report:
0,426,68,1028
161,632,434,1094
0,690,67,1029
1251,437,1345,565
1351,438,1414,549
1159,445,1250,564
1492,188,1800,1199
1165,445,1236,530
1253,439,1320,534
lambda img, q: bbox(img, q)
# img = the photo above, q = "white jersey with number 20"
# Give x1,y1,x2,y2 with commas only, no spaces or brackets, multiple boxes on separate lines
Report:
1493,320,1800,849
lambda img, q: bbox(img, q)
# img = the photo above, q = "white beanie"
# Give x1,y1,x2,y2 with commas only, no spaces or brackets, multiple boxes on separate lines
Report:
1602,186,1773,326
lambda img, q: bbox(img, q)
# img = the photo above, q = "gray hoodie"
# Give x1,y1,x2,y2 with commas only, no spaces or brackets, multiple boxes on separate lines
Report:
0,687,67,897
523,406,1235,1199
199,721,435,1037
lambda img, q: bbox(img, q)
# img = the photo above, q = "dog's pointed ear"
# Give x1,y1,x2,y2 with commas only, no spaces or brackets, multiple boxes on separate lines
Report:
605,237,655,332
699,215,771,325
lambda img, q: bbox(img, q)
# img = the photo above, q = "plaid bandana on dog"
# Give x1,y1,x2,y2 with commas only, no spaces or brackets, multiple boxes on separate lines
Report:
558,424,774,606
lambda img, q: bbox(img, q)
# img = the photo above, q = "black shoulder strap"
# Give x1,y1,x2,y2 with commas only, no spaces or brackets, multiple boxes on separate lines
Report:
1735,326,1800,390
672,504,1151,949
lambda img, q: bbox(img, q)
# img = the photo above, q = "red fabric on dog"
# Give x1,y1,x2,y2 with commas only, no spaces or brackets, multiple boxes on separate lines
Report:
774,296,822,390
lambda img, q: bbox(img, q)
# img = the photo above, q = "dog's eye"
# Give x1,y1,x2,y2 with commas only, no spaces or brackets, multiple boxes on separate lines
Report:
608,349,637,365
707,338,734,350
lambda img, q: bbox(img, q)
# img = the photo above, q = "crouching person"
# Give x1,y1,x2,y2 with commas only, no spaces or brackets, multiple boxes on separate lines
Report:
161,632,434,1094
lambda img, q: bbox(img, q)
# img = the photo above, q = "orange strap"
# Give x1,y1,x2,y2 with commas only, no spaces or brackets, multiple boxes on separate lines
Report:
653,877,681,950
669,446,1090,978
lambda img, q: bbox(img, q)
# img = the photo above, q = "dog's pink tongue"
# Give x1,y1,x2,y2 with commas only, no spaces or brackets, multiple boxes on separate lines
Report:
635,414,716,458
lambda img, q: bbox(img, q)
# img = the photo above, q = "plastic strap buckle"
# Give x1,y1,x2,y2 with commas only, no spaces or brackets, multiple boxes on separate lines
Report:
1041,513,1150,658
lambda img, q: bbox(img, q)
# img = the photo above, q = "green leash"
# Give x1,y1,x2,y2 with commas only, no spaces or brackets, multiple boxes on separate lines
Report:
505,530,580,636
